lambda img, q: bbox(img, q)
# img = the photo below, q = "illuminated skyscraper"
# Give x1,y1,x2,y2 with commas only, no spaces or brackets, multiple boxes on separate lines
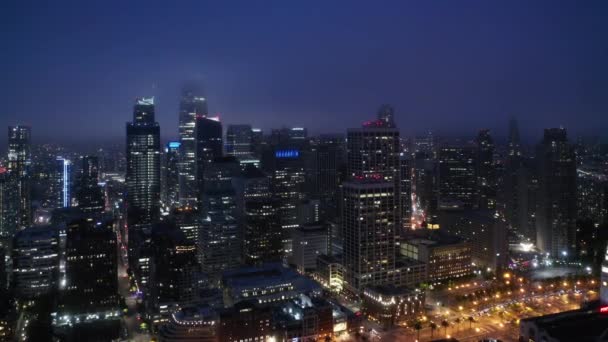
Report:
536,128,577,257
8,125,31,228
343,113,401,292
601,246,608,305
126,97,161,262
52,157,72,208
178,82,208,206
163,141,181,208
226,124,253,156
343,179,397,291
195,115,223,208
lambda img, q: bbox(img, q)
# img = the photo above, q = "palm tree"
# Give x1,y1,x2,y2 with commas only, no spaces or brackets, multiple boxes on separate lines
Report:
414,320,423,341
468,316,475,329
441,320,449,337
454,317,461,332
430,322,438,339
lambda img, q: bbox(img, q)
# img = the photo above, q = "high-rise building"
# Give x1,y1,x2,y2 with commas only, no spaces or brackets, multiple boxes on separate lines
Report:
8,125,32,229
476,130,496,210
52,157,72,208
178,82,208,207
503,118,535,240
262,146,306,256
126,97,161,268
601,246,608,305
376,104,396,128
234,166,283,265
12,225,60,299
163,141,181,208
0,168,18,238
198,157,241,273
343,179,397,292
535,128,577,257
400,154,412,230
195,115,223,208
438,145,477,209
56,218,120,331
226,124,253,156
76,156,105,214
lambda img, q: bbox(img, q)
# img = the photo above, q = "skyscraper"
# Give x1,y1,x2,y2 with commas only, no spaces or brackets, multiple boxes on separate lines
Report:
76,156,104,214
343,179,397,291
535,128,577,257
163,141,181,208
178,82,208,206
8,125,31,229
438,145,477,209
476,129,496,210
235,166,283,265
0,168,18,238
57,218,120,330
198,157,241,273
376,104,396,128
226,124,253,156
343,111,401,292
195,115,223,208
52,157,72,208
126,97,161,264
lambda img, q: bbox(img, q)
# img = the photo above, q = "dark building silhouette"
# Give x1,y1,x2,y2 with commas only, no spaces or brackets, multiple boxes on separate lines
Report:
163,141,181,208
195,115,223,208
226,124,253,156
476,129,496,210
76,156,105,214
535,128,577,257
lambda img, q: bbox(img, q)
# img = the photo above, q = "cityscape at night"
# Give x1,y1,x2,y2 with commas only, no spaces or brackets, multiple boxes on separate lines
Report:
1,1,608,341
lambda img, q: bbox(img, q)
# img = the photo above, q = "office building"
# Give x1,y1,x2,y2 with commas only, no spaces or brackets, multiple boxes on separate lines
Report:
126,97,161,269
535,128,577,257
438,144,477,209
218,301,273,342
12,225,60,299
292,222,329,273
126,97,161,227
56,218,120,326
8,125,32,229
262,146,306,256
342,179,397,292
178,82,208,206
198,157,240,273
476,129,496,210
195,115,223,208
0,169,18,238
163,141,181,208
400,153,412,230
225,124,253,156
76,156,105,214
401,230,472,282
234,166,283,265
52,157,72,208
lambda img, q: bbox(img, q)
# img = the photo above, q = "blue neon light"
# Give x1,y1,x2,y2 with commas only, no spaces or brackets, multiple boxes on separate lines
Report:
168,141,181,149
275,149,300,158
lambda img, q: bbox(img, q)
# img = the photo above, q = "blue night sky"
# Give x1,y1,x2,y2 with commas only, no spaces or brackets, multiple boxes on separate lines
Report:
1,0,607,143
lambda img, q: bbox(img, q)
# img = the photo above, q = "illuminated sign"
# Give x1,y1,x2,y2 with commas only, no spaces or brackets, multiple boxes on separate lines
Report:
168,141,181,149
275,149,299,158
600,306,608,314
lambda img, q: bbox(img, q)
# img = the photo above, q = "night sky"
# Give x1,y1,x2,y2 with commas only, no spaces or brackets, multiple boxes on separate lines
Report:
1,1,607,143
